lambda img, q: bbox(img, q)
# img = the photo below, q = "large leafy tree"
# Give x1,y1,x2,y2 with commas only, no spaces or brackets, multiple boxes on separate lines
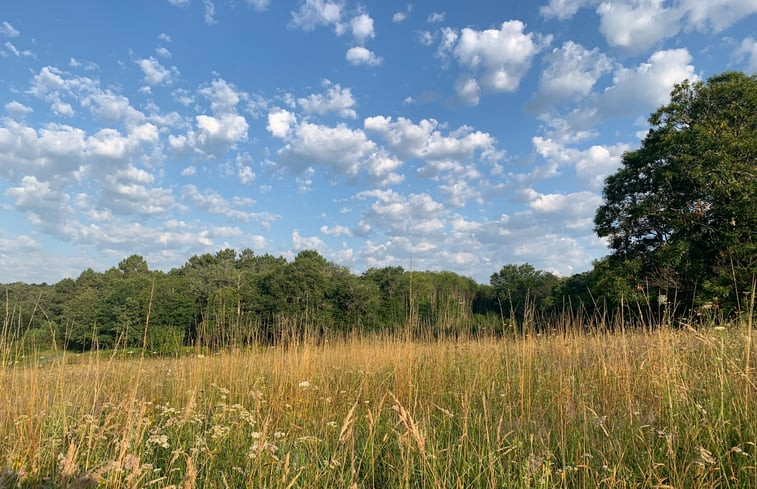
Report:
594,72,756,314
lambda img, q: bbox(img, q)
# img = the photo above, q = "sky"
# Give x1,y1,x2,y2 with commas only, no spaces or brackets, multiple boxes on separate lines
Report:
1,1,756,285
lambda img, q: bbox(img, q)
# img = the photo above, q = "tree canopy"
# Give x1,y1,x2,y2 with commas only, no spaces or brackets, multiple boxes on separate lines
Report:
595,72,756,313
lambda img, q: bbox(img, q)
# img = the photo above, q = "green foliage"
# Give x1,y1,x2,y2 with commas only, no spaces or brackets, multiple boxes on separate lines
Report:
595,72,756,315
490,263,559,327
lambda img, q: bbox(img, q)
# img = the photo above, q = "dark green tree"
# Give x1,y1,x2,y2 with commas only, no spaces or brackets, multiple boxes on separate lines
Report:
594,72,756,315
490,263,559,327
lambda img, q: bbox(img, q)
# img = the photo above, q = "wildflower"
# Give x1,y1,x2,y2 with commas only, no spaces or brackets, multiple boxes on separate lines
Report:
147,433,170,449
273,431,285,439
210,425,230,440
327,421,338,428
298,381,311,388
713,326,726,331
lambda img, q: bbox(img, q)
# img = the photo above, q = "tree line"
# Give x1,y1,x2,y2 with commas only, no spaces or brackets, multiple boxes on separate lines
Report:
3,72,754,352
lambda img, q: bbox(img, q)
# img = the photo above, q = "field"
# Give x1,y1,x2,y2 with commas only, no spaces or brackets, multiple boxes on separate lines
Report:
1,324,755,488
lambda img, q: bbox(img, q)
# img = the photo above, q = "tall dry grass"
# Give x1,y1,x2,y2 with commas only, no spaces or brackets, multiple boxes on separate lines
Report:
1,318,755,488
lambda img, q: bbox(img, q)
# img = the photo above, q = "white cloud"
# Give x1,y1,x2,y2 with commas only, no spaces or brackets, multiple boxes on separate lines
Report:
3,41,34,57
350,13,375,44
292,230,326,251
427,12,445,23
182,184,258,222
136,57,178,86
290,0,344,33
204,0,217,24
0,120,86,182
321,225,353,237
278,121,376,177
99,165,175,216
530,41,613,113
167,0,190,6
199,78,244,114
346,46,382,66
5,101,33,117
680,0,757,32
455,77,480,106
0,21,20,37
597,0,682,53
158,33,172,43
297,80,357,118
597,48,697,118
354,190,446,237
267,108,297,138
181,165,197,176
6,176,75,238
542,1,757,54
526,189,602,231
156,46,172,58
540,0,598,20
195,113,249,153
532,136,630,189
246,0,270,11
392,11,408,23
82,90,145,124
364,115,500,165
440,20,551,102
364,150,404,186
736,37,757,73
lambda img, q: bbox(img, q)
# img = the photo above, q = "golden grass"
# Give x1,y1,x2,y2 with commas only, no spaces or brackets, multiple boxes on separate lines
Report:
1,325,755,488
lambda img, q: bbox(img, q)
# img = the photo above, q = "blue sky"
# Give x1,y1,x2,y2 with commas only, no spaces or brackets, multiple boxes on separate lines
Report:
1,0,755,284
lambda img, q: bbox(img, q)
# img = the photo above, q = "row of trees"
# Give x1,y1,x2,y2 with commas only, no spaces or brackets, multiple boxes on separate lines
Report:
4,251,567,351
3,72,754,352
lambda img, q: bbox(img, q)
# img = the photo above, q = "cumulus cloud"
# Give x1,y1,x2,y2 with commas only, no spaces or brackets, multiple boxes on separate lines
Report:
182,184,266,223
427,12,445,23
292,230,326,251
0,120,86,182
195,113,249,153
532,136,630,189
346,46,382,66
98,165,175,216
82,90,145,124
290,0,344,33
199,78,244,114
136,57,178,85
530,41,613,113
438,20,551,103
735,37,757,73
5,101,33,117
350,13,375,44
542,47,698,141
6,176,76,238
278,121,376,177
267,108,297,138
680,0,757,32
597,0,682,53
364,115,501,165
540,0,598,20
354,189,446,237
320,224,353,237
297,80,357,118
597,48,697,118
542,0,757,53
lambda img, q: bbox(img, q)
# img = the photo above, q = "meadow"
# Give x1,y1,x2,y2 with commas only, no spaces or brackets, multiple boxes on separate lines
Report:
1,321,755,488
